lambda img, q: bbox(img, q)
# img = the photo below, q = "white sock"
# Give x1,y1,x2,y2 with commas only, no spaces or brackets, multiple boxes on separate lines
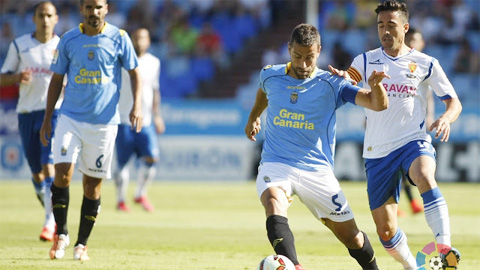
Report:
43,177,54,228
380,228,417,270
135,162,155,198
115,167,129,203
421,187,451,250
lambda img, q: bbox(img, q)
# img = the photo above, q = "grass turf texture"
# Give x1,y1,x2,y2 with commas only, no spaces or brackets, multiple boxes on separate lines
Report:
0,180,479,269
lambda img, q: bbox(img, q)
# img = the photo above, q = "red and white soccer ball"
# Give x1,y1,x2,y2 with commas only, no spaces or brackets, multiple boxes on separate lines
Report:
257,255,296,270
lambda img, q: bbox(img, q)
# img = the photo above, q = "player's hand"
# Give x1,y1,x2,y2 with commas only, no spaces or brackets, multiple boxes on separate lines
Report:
129,107,143,133
245,117,261,141
39,119,52,147
367,69,390,87
429,117,451,142
19,70,32,85
328,65,357,85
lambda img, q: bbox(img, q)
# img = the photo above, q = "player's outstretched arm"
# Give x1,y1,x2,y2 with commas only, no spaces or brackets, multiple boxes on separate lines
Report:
245,88,268,141
40,73,64,146
355,70,390,111
128,67,143,133
429,97,462,142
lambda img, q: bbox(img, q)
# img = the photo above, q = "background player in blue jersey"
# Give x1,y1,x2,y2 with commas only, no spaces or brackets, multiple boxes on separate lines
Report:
342,1,463,269
245,23,390,270
0,1,60,242
114,28,165,212
40,0,143,261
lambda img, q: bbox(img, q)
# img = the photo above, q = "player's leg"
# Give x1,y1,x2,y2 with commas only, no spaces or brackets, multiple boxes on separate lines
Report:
134,125,159,211
372,198,417,269
407,150,458,267
365,152,416,269
323,218,378,270
73,174,102,261
39,110,58,241
18,112,46,206
113,124,134,211
256,163,300,266
49,115,82,259
73,121,117,260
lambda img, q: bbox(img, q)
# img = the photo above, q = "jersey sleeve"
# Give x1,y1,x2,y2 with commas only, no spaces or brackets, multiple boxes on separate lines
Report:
347,54,366,84
258,65,271,94
153,58,160,90
50,37,69,75
424,58,458,100
119,31,138,71
1,41,20,73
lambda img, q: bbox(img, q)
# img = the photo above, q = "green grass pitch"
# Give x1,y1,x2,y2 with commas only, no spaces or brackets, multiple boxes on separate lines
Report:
0,180,479,269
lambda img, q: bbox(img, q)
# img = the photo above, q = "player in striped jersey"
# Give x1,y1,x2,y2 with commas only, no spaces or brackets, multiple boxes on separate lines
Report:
0,1,60,242
345,1,462,269
40,0,143,261
245,23,389,270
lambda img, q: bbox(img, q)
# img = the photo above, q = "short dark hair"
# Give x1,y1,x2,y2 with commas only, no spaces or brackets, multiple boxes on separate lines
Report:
375,0,409,23
33,1,56,16
289,23,321,47
80,0,108,6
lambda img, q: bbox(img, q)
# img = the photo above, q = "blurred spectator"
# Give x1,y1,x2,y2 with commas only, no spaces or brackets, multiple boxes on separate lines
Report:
195,22,228,67
353,0,377,29
106,1,126,29
170,16,198,56
453,38,479,74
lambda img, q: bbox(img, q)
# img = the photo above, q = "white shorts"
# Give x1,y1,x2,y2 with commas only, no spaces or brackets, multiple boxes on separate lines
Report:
53,114,118,179
256,162,354,222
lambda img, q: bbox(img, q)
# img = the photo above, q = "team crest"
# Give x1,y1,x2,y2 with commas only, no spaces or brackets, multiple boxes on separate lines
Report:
263,176,271,183
408,61,417,73
61,147,67,156
88,50,95,60
290,91,298,104
52,49,59,64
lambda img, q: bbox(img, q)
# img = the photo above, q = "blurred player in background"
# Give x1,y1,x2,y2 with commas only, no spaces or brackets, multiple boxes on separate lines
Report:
114,28,165,212
0,1,60,242
40,0,143,261
344,1,462,269
245,23,389,270
396,27,434,216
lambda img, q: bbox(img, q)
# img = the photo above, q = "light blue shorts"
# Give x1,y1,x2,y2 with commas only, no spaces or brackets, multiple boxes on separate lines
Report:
365,140,436,210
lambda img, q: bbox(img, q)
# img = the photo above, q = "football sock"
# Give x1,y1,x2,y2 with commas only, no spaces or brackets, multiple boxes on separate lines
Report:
135,162,155,198
266,215,299,265
76,196,101,246
380,228,416,270
421,187,451,250
348,232,379,270
115,167,129,203
51,184,69,235
32,178,46,207
43,177,54,227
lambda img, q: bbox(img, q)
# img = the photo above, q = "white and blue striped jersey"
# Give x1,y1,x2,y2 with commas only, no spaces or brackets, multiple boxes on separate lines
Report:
1,33,61,113
348,47,458,159
260,63,360,171
50,22,138,124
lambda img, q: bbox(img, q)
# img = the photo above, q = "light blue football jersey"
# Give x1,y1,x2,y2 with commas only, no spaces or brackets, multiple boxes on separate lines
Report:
260,63,360,171
50,23,138,124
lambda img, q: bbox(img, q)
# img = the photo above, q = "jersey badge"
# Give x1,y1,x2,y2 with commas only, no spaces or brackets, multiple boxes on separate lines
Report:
61,147,67,156
88,50,95,61
408,61,417,73
290,91,298,104
263,176,271,183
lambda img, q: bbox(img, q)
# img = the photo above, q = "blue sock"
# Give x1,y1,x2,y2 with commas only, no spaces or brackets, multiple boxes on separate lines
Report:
421,187,451,248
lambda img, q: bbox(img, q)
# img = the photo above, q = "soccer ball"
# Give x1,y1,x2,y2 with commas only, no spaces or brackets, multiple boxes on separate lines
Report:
257,255,296,270
429,256,443,270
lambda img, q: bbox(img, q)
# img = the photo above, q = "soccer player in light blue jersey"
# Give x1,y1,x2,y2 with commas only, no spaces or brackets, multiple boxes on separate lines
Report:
245,23,390,270
40,0,143,261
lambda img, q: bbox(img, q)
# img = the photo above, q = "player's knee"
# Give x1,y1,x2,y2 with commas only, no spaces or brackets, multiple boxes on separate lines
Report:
377,226,396,242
